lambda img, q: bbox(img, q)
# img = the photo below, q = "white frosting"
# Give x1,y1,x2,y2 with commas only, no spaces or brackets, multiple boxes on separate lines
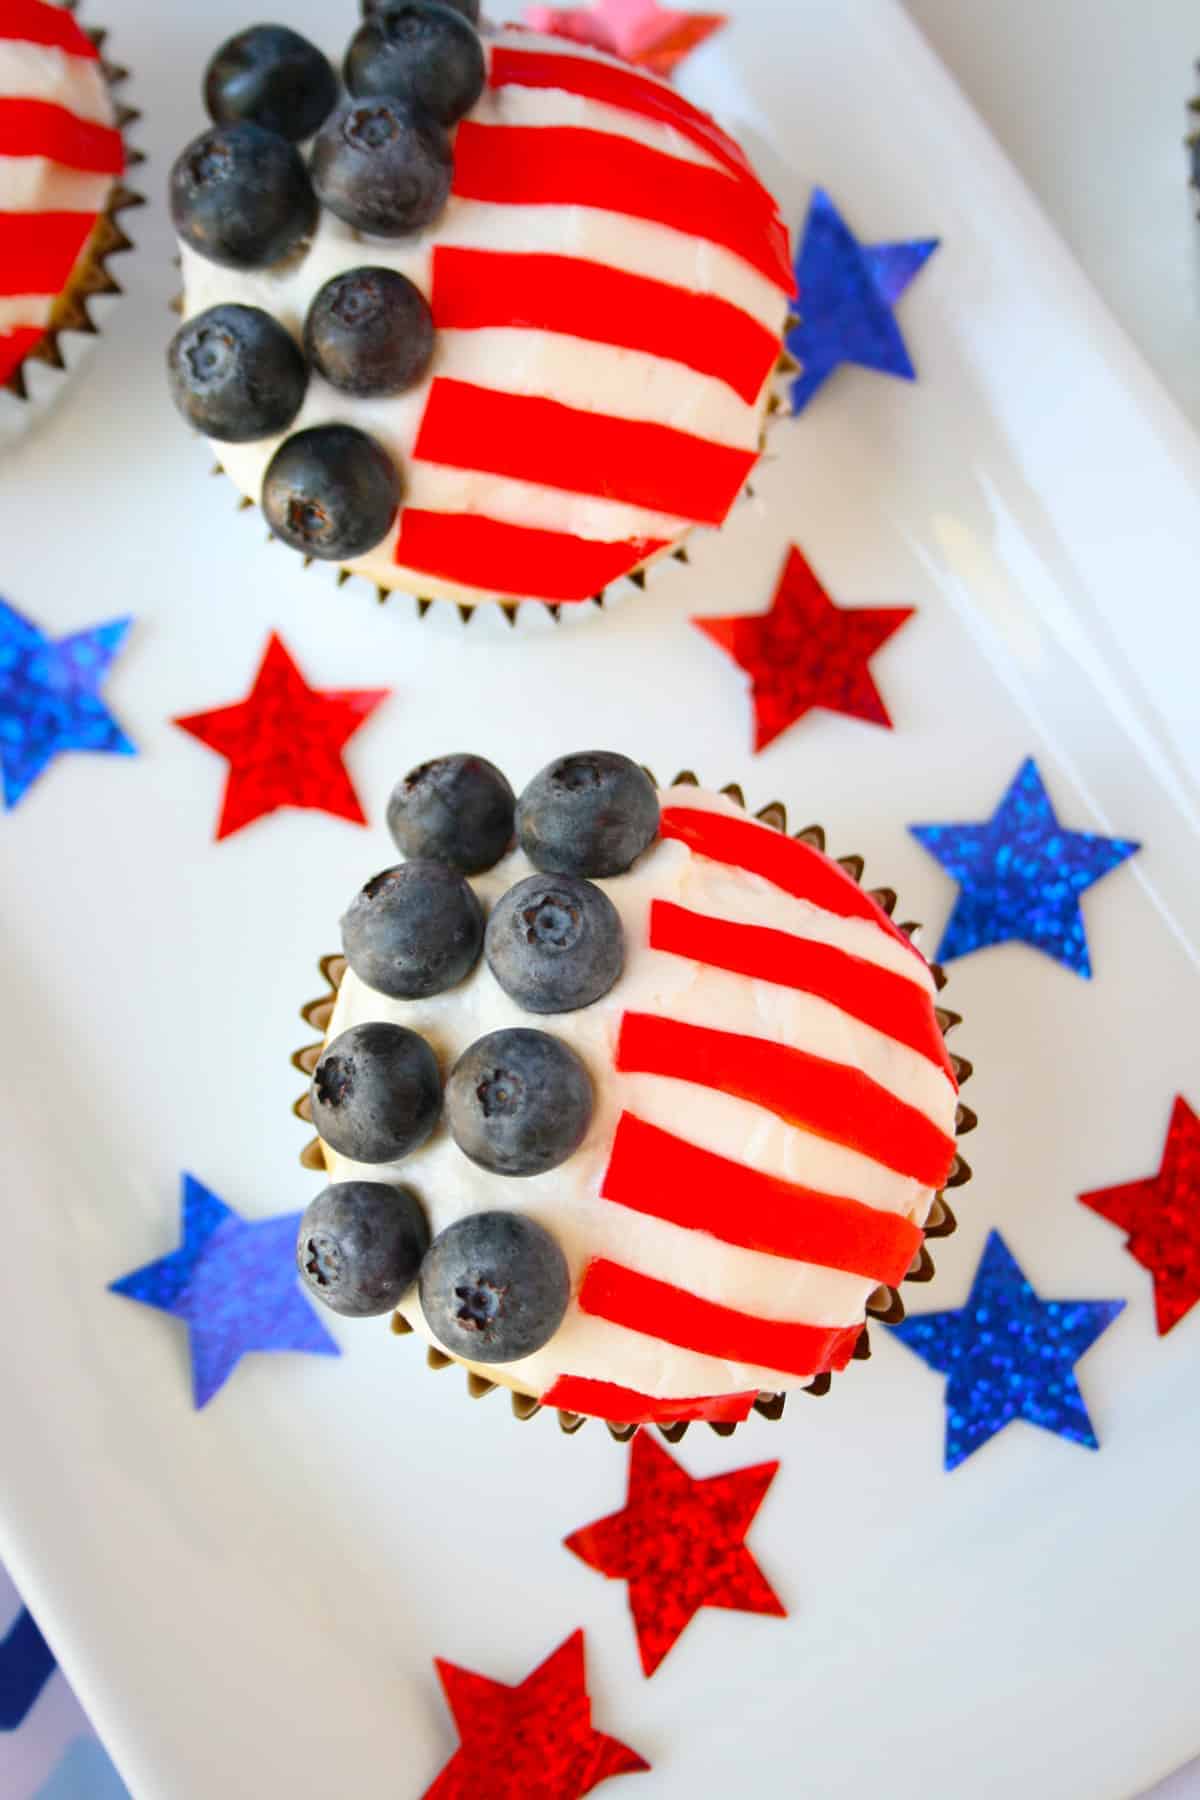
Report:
319,788,958,1403
179,27,789,604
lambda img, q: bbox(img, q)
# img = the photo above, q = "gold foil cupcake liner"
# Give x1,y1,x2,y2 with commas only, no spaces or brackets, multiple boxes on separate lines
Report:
2,4,143,408
291,774,975,1440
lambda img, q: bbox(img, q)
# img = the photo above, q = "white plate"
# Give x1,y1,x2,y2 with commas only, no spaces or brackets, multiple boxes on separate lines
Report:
2,1,1199,1796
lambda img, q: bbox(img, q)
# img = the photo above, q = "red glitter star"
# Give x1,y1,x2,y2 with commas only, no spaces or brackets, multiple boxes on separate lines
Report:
174,634,389,840
564,1433,785,1677
1080,1095,1200,1336
424,1630,649,1800
523,0,727,77
694,544,915,752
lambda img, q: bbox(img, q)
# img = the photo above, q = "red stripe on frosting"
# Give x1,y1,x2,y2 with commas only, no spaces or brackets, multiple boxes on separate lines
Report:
616,1013,958,1189
541,1375,756,1425
579,1259,864,1379
650,899,955,1077
660,805,926,960
0,324,46,384
0,0,98,57
0,210,95,296
413,379,755,526
452,121,794,295
0,99,123,173
431,246,780,405
602,1112,924,1284
488,45,768,198
393,507,666,602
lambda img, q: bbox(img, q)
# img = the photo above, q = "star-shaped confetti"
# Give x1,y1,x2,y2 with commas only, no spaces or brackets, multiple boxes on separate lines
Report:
695,543,913,751
1081,1095,1200,1336
425,1630,648,1800
523,0,726,77
564,1433,785,1676
0,1605,55,1730
0,597,135,810
174,633,388,840
910,758,1140,978
110,1174,339,1408
787,187,939,414
891,1230,1125,1470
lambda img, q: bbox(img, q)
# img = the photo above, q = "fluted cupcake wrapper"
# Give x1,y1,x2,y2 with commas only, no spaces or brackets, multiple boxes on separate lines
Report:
292,773,975,1440
1,6,143,429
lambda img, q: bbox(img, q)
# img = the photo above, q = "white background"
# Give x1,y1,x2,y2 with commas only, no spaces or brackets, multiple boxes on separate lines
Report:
903,0,1200,786
1,1,1199,1797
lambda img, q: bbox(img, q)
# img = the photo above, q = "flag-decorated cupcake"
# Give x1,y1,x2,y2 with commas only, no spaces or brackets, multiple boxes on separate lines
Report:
293,753,976,1438
166,5,795,612
0,0,139,431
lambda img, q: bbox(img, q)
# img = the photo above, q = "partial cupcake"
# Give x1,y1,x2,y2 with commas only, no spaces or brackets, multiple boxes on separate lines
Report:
293,754,975,1436
167,6,795,609
0,0,139,425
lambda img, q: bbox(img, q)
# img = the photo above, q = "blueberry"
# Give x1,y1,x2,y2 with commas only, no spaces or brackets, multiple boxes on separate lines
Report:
419,1211,570,1363
485,874,623,1014
169,122,316,270
517,752,660,879
296,1181,429,1316
387,754,515,874
305,267,434,398
262,424,400,560
311,1022,441,1163
166,303,306,443
345,2,485,128
311,97,452,237
364,0,480,19
341,859,484,999
204,25,337,142
446,1030,593,1176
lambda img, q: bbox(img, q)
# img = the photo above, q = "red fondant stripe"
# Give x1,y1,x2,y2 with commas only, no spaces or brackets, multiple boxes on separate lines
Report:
0,99,123,173
453,121,794,295
660,806,925,960
602,1113,923,1284
541,1374,756,1425
0,0,98,57
650,900,955,1078
579,1259,864,1379
431,246,780,405
0,324,45,384
616,1013,957,1189
0,210,95,296
393,507,665,602
489,45,765,195
414,379,755,526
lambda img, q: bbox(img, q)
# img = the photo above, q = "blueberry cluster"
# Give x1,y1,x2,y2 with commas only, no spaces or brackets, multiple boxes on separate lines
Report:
297,752,660,1362
166,4,486,562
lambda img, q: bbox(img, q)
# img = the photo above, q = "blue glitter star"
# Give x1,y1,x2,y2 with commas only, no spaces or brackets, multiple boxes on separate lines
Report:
891,1231,1125,1471
909,757,1140,978
787,187,939,414
110,1174,339,1408
0,598,136,810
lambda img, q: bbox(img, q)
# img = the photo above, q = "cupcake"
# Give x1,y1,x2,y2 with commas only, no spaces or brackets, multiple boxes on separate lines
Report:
293,754,974,1437
166,6,795,610
0,0,139,427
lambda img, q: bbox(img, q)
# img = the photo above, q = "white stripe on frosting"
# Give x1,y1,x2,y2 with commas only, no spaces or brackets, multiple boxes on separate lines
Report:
437,327,762,446
484,81,725,174
0,154,111,214
0,41,113,125
0,292,53,330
